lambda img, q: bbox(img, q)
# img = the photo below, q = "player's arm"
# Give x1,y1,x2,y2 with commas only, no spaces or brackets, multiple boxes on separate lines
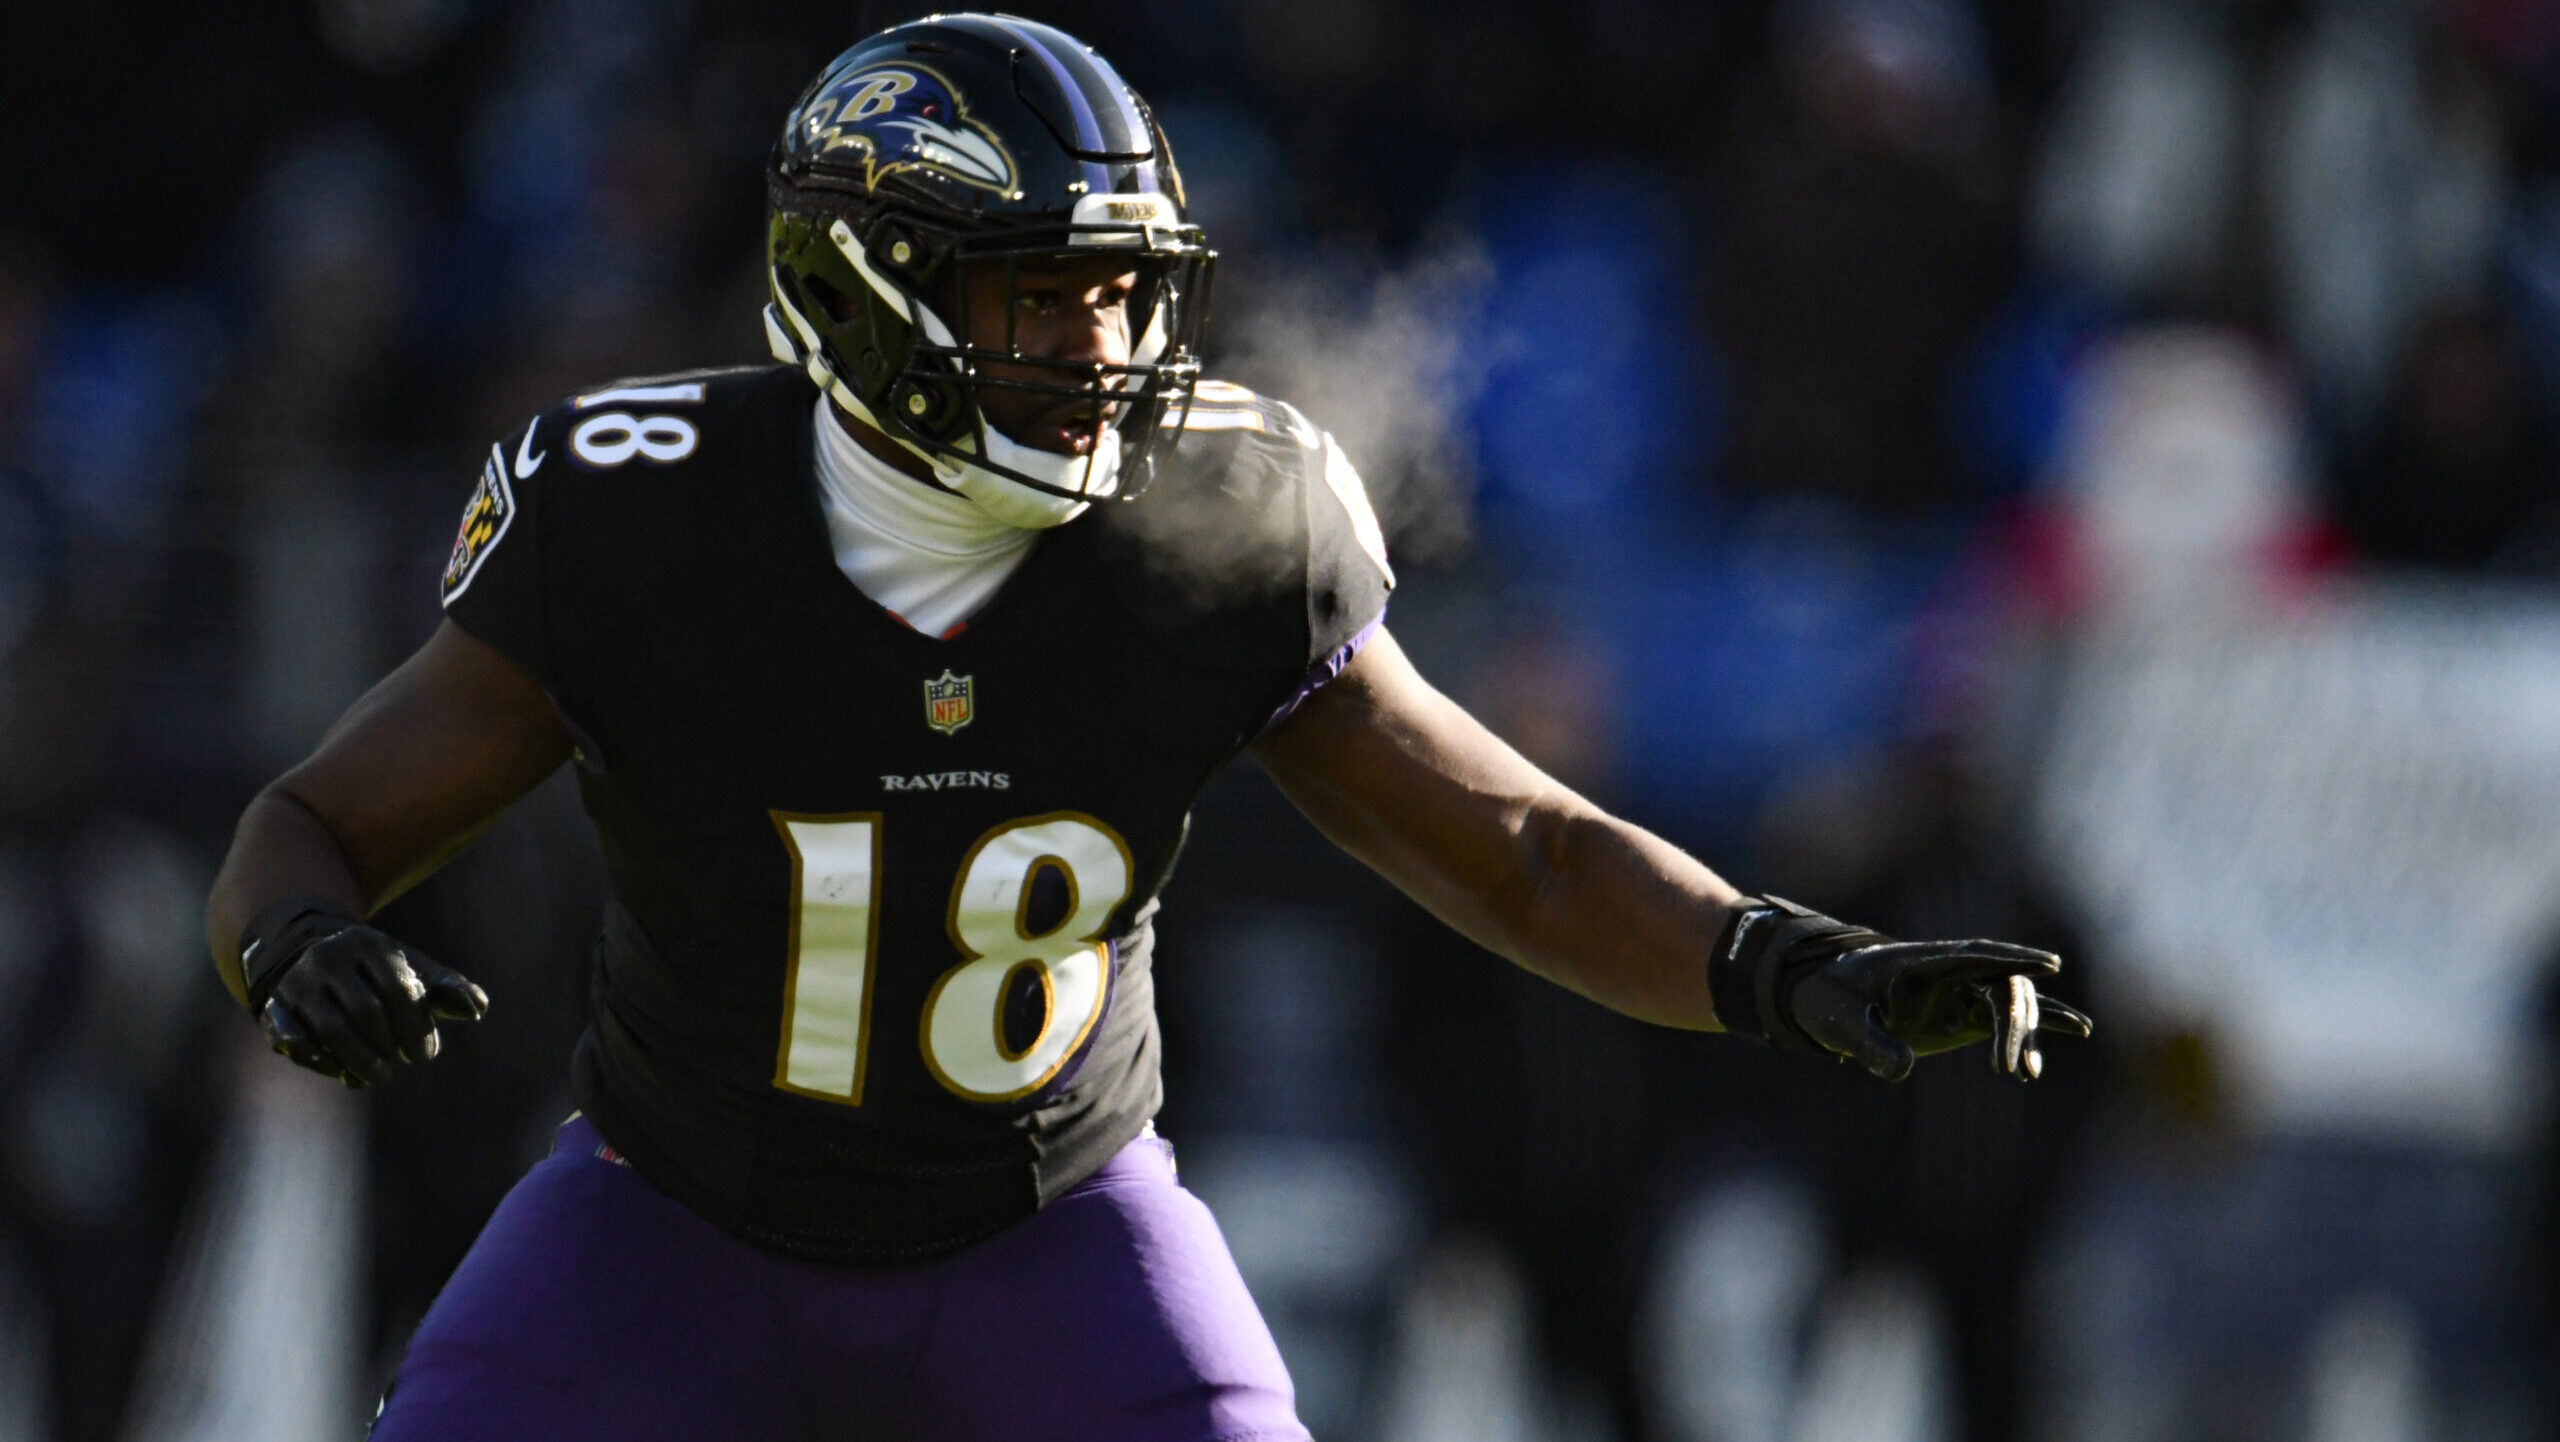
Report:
204,620,572,1083
1253,628,2088,1080
1257,628,1737,1029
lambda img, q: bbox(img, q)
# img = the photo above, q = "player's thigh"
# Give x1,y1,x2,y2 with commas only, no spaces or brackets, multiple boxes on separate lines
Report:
369,1131,799,1442
890,1138,1309,1442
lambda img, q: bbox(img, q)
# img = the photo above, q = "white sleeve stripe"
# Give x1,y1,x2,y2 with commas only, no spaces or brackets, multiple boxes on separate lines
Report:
575,382,707,408
1319,434,1394,586
1159,406,1267,433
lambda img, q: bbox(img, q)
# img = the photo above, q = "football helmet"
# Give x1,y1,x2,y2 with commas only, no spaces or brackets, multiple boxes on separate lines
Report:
765,14,1213,527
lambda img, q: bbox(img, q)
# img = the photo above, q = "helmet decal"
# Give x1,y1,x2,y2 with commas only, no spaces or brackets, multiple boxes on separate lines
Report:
798,62,1016,195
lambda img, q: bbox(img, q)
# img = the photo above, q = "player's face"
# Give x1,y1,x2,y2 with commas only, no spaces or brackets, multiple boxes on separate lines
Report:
957,256,1140,456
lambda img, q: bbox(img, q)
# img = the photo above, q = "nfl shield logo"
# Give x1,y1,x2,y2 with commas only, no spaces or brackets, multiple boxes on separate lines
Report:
924,671,975,734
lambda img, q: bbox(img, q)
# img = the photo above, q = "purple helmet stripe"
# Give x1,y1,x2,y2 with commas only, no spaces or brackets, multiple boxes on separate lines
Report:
1077,46,1160,195
990,17,1119,193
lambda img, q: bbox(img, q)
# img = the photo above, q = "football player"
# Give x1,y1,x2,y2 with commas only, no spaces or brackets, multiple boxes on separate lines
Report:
203,16,2088,1440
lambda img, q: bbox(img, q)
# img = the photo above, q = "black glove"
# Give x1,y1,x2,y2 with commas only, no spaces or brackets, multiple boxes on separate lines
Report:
238,897,489,1087
1707,895,2090,1083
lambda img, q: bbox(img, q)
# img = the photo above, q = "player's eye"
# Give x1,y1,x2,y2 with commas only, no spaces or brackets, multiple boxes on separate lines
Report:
1014,289,1061,315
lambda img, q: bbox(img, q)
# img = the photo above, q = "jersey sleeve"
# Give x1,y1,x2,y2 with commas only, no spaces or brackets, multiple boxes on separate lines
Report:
438,410,552,683
1254,411,1395,731
1300,420,1394,667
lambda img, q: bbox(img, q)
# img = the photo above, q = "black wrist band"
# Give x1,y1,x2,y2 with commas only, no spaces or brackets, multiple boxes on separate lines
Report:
238,896,364,1013
1705,895,1832,1058
1708,898,1778,1043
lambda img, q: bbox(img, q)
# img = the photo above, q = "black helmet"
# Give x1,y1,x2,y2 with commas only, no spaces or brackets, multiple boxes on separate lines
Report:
765,14,1214,525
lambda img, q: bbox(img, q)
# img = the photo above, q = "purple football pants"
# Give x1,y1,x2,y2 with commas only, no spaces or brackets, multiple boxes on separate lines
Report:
369,1118,1308,1442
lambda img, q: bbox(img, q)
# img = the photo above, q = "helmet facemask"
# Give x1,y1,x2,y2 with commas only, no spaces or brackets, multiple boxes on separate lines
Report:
767,193,1213,527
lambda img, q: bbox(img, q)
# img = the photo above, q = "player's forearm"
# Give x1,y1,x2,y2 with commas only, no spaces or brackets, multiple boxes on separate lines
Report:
204,788,368,1006
203,622,575,1009
1258,631,1745,1029
1494,802,1741,1030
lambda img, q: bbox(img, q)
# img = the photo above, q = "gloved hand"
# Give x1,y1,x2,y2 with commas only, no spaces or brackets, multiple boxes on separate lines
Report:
239,898,489,1087
1707,895,2090,1082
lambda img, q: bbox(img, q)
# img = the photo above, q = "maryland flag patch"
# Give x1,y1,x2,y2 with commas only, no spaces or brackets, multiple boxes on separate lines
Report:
441,451,517,605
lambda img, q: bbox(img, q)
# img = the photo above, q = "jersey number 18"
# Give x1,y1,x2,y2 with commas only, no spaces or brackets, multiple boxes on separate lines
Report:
768,811,1133,1106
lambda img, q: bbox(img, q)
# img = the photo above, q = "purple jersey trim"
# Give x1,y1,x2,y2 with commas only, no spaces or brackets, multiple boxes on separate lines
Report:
1261,612,1384,734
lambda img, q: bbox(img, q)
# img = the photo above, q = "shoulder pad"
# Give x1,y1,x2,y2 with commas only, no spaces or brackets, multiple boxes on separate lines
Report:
1165,382,1389,586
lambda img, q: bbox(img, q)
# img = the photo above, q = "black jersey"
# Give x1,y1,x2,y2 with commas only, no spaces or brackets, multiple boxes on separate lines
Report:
437,366,1392,1262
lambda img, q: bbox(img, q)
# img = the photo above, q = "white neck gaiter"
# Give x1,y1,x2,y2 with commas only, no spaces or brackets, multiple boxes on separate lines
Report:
811,398,1035,637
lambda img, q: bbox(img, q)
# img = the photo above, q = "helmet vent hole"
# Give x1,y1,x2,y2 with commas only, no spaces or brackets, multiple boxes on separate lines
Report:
800,273,858,327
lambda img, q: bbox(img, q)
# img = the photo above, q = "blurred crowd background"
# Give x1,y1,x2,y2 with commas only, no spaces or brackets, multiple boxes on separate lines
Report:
5,0,2560,1438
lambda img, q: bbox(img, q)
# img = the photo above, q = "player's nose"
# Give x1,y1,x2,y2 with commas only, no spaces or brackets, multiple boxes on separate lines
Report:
1042,300,1128,370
